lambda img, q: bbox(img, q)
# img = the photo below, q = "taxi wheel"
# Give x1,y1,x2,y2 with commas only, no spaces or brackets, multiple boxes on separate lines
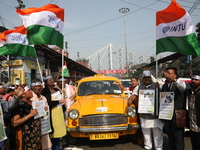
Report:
67,134,77,145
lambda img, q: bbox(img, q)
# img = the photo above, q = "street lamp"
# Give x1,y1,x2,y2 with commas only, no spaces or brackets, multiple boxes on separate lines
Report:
15,0,26,9
119,8,130,76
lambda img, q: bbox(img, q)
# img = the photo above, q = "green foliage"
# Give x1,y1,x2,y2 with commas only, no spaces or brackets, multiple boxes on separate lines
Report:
128,63,148,79
191,56,200,74
196,22,200,43
138,56,196,78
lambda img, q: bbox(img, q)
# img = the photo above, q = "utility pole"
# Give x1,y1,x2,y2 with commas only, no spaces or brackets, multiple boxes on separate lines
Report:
119,8,130,76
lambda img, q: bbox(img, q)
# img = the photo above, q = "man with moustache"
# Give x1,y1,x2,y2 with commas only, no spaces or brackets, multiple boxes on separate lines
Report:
161,67,187,150
188,75,200,150
138,70,163,150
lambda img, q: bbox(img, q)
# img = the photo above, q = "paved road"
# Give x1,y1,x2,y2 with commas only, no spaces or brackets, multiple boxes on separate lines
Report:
62,131,192,150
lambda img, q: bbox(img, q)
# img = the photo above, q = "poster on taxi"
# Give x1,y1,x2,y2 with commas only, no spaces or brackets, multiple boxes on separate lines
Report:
138,89,155,114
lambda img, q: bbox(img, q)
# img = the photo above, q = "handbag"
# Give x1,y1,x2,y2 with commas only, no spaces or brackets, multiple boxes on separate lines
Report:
173,109,189,128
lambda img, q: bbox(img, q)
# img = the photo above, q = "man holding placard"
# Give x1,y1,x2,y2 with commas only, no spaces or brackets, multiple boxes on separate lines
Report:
138,70,163,150
161,67,187,150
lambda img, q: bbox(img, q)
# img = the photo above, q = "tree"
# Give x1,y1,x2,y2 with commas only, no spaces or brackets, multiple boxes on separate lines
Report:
128,63,148,79
196,22,200,43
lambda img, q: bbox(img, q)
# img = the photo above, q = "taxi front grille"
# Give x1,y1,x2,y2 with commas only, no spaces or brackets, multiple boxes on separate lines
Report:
79,114,128,126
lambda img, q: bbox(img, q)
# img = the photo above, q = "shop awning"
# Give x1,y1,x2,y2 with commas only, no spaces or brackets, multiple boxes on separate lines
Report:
35,45,96,76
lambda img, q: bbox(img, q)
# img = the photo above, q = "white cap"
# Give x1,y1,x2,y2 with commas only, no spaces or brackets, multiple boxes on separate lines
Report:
44,75,53,81
191,75,200,80
0,85,5,89
31,82,43,86
8,85,15,89
24,86,30,92
142,70,151,77
58,78,66,82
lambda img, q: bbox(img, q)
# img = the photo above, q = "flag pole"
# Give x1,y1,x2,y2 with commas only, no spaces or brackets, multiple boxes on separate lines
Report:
36,57,43,83
33,47,43,84
155,54,159,116
61,48,64,96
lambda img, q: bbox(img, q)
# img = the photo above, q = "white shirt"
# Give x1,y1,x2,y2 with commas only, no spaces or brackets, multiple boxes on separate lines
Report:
132,85,139,96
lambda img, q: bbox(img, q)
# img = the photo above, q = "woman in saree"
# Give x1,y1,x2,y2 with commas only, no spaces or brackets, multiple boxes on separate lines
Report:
11,86,42,150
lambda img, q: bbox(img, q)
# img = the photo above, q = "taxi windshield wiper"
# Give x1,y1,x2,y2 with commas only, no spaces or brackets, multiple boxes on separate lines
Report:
83,92,101,96
105,92,119,95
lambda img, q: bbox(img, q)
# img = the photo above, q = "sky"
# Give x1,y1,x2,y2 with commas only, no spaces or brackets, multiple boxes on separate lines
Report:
0,0,200,70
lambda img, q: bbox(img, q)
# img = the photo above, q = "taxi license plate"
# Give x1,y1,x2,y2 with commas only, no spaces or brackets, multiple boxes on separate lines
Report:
90,133,119,140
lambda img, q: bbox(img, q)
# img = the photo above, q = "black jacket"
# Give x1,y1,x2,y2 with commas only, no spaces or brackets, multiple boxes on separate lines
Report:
162,82,187,110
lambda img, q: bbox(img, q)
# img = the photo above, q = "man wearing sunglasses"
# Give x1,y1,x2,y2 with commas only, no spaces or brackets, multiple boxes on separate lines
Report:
161,67,187,150
187,75,200,150
137,70,163,150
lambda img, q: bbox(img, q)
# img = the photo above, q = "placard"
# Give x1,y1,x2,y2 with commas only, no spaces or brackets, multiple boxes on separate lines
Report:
158,92,174,120
41,107,52,135
32,100,46,119
138,89,155,114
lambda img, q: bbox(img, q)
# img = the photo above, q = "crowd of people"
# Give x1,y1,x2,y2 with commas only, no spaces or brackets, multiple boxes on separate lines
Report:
0,71,76,150
116,68,199,150
0,67,200,150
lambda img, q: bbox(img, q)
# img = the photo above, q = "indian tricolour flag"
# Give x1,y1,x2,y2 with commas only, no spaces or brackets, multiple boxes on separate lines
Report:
0,33,6,47
156,0,200,55
60,61,69,77
16,4,64,49
0,26,37,57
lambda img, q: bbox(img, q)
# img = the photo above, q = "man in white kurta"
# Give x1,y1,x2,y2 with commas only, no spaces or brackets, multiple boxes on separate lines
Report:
137,71,163,150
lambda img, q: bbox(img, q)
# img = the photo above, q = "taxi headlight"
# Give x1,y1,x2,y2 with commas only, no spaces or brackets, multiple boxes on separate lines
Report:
127,106,136,117
69,109,79,120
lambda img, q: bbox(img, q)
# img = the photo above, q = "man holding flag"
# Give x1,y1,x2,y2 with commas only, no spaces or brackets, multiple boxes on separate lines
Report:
161,67,187,150
56,63,76,120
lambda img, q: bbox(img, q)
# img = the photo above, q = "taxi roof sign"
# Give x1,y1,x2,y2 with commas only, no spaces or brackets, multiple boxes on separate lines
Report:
94,74,104,77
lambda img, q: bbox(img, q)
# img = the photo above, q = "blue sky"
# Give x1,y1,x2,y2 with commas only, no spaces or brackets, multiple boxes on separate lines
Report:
0,0,200,70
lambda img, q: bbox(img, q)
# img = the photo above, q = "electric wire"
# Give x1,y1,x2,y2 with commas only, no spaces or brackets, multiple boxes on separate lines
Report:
68,36,154,49
64,1,161,36
0,1,15,9
68,30,154,42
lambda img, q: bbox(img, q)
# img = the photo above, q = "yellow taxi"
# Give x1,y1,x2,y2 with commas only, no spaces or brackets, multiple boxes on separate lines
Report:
67,74,139,142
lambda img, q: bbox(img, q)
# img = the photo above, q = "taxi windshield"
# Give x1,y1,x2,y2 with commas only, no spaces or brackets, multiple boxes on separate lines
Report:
78,80,122,96
121,80,131,88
